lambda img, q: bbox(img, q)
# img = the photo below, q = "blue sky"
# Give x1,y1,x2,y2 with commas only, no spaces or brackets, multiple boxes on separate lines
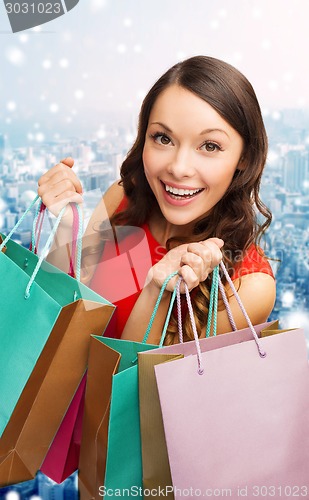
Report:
0,0,309,143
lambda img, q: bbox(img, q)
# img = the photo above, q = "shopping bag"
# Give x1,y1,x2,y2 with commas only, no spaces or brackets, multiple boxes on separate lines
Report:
0,196,115,486
78,272,178,500
139,321,286,494
137,352,183,497
154,263,309,498
40,202,87,484
40,373,86,483
137,267,251,494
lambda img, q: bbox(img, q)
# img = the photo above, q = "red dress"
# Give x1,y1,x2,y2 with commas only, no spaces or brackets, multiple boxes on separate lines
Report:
90,198,274,339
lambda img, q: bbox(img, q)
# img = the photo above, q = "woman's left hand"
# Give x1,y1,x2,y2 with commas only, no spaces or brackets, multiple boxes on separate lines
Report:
179,238,224,290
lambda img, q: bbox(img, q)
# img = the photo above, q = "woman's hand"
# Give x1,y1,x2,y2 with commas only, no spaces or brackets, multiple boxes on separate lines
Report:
37,157,83,226
147,237,224,293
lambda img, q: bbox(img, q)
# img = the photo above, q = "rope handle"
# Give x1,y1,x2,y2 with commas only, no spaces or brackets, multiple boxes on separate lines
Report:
0,195,84,298
219,262,266,357
180,261,266,374
68,203,83,282
218,277,237,331
205,265,219,338
30,200,46,254
142,271,178,346
30,200,82,282
24,203,83,297
177,265,237,344
176,277,205,375
0,194,41,252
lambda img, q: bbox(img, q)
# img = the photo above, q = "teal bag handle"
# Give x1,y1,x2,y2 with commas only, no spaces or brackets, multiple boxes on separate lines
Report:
205,265,219,337
0,194,41,251
31,199,83,282
141,265,223,348
0,195,83,298
142,270,179,347
206,265,239,336
31,197,44,254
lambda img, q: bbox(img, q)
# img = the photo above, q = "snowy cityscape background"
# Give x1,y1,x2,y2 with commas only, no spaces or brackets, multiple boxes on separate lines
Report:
0,0,309,498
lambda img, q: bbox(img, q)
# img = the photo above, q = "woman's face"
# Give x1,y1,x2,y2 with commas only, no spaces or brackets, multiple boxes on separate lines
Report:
142,84,244,228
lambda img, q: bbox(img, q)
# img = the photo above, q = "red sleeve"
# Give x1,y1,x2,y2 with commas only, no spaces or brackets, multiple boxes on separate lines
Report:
232,244,274,281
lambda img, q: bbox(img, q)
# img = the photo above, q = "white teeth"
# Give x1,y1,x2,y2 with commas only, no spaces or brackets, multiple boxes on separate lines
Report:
164,184,201,196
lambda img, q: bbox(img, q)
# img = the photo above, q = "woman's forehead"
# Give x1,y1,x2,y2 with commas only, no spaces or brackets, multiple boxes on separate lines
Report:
148,85,242,141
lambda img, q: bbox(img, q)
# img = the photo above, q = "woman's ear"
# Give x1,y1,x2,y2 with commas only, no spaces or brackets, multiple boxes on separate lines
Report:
236,155,246,171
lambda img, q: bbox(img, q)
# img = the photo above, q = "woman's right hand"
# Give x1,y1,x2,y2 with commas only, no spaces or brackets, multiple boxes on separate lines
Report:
37,157,83,226
146,238,224,294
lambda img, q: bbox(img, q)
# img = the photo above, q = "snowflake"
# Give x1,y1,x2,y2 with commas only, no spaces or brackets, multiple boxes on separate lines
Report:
36,132,45,142
7,101,16,111
50,103,59,113
75,90,84,100
5,46,25,66
59,58,69,68
123,18,132,27
117,44,127,54
42,59,52,69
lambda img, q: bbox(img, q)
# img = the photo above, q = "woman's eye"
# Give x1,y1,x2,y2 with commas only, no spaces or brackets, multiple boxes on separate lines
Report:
201,141,221,152
151,133,171,145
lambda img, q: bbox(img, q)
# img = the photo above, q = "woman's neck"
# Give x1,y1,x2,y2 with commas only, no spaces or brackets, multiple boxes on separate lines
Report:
148,210,195,247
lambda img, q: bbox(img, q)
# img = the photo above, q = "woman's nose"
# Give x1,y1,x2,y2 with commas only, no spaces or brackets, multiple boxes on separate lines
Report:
167,149,195,179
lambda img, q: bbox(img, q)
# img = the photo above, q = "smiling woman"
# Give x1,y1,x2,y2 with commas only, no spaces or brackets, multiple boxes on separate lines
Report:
143,86,244,231
38,55,275,345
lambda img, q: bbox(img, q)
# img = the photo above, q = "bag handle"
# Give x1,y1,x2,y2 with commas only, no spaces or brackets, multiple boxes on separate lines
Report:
177,261,267,374
176,265,218,343
0,194,41,251
176,276,205,375
30,199,82,281
142,271,179,347
25,203,83,297
219,261,265,357
177,265,237,343
0,195,83,297
30,199,46,254
218,277,237,331
68,203,83,281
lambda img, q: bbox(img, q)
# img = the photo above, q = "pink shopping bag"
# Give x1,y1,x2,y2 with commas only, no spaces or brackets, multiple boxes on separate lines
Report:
40,374,86,483
154,265,309,498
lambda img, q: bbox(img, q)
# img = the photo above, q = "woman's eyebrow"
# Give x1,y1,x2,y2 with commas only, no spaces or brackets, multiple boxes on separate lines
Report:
199,128,230,138
149,121,172,132
149,122,230,139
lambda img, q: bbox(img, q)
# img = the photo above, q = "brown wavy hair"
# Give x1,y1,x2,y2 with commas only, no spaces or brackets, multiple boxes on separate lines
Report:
96,56,272,343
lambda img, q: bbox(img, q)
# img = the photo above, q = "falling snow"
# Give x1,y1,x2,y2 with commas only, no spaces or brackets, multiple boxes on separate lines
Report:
75,90,84,100
7,101,16,111
59,58,69,68
5,46,25,66
42,59,52,69
49,103,59,113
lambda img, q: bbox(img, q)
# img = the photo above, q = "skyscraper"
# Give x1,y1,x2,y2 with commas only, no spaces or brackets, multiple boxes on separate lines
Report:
283,149,309,194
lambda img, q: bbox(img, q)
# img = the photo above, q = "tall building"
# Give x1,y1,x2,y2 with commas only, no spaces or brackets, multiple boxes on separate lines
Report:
283,149,308,193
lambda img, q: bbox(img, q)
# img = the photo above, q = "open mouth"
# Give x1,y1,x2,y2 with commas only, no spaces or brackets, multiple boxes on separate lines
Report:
162,181,204,200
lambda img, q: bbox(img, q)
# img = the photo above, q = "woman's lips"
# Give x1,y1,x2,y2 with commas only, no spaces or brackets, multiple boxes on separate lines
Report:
160,181,205,206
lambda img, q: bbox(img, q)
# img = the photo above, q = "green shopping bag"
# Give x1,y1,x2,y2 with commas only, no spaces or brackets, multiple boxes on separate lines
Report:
0,196,114,441
78,272,178,500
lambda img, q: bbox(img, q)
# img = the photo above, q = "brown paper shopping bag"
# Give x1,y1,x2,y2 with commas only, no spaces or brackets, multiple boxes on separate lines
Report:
78,335,121,500
0,299,114,487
